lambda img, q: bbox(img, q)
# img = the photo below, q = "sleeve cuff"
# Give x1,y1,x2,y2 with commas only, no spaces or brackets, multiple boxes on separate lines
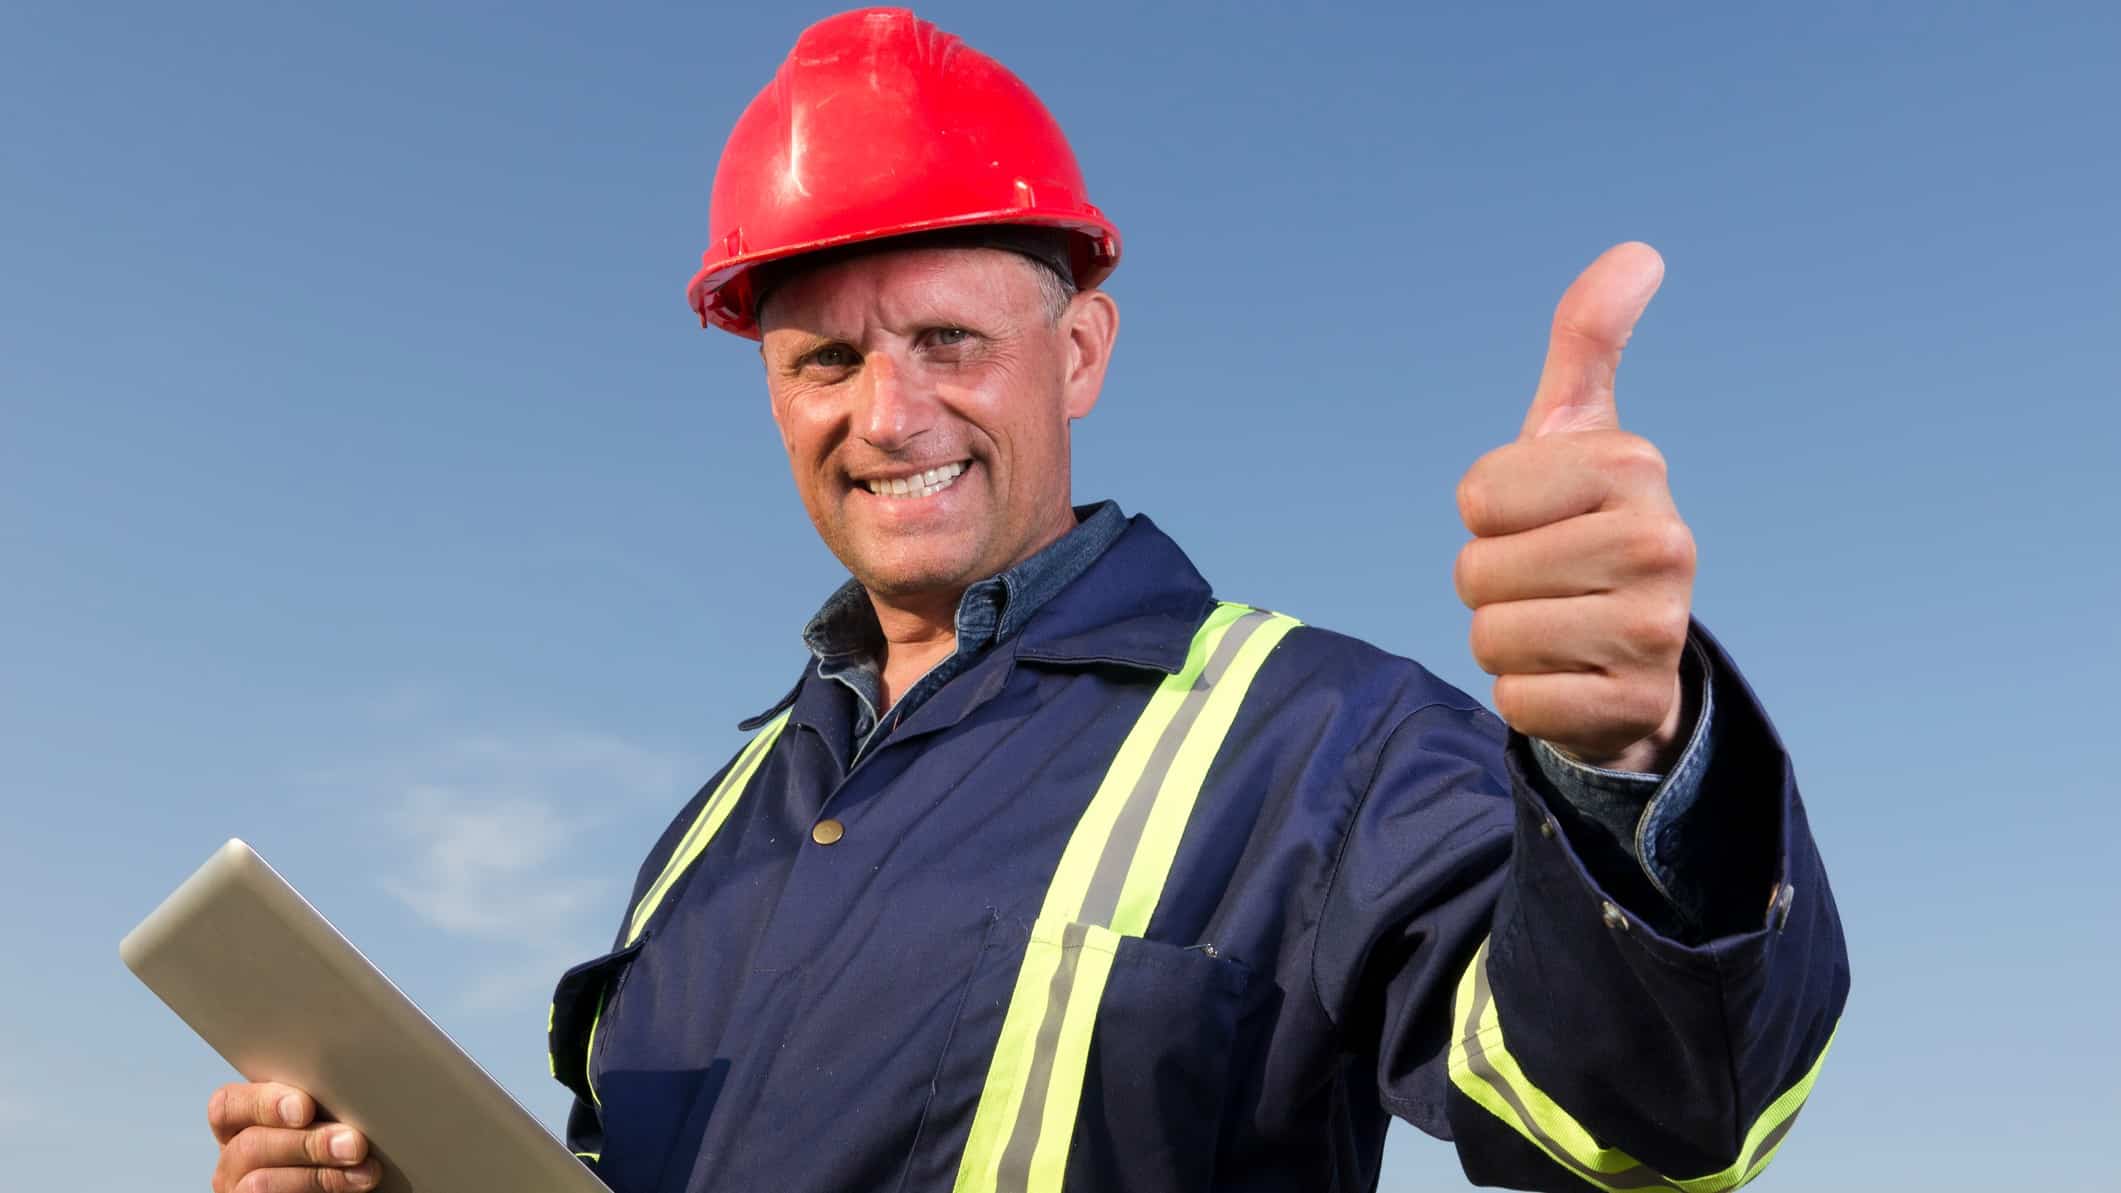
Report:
1530,635,1718,914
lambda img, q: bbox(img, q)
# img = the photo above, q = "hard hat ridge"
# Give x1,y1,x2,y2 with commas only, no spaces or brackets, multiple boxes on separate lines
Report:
687,7,1122,338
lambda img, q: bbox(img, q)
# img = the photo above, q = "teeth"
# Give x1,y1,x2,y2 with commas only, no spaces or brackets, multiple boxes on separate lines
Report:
867,461,965,499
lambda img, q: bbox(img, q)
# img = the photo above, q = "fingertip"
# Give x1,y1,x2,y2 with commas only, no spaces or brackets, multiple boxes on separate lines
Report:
329,1126,366,1163
279,1091,311,1127
1607,240,1665,277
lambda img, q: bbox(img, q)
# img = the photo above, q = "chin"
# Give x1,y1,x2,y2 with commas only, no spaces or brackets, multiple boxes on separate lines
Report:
855,561,979,601
841,540,985,601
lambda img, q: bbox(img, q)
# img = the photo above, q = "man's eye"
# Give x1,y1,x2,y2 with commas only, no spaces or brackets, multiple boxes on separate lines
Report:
927,327,970,347
806,344,858,369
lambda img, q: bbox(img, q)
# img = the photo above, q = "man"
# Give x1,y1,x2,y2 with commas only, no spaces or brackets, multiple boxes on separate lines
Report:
206,8,1846,1193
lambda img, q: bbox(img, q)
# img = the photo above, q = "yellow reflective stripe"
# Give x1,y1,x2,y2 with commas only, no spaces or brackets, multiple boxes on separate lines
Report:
623,712,790,947
956,603,1300,1193
1109,612,1294,936
1032,601,1249,926
585,993,608,1107
1025,923,1120,1192
954,918,1070,1188
1447,937,1837,1193
574,1151,601,1163
546,1003,557,1077
581,713,791,1108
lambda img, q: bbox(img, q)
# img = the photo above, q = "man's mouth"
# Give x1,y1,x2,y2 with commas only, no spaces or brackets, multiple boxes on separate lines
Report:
861,460,968,500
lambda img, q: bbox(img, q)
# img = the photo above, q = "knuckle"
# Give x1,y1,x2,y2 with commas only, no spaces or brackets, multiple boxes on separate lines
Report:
1452,542,1484,606
1655,518,1697,575
1603,432,1666,481
229,1127,261,1168
1455,472,1490,533
1457,445,1516,532
1467,608,1504,674
1491,674,1538,732
1622,595,1690,656
1621,681,1671,739
1624,516,1694,576
1654,594,1693,649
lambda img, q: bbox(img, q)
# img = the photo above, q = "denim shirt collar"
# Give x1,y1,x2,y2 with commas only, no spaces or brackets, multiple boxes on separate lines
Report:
800,500,1128,665
780,501,1127,750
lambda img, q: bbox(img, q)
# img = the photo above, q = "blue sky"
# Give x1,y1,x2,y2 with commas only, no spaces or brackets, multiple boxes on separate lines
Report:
4,3,2115,1189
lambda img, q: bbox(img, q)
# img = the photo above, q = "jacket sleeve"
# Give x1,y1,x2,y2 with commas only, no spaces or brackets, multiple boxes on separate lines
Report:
564,1097,606,1174
1314,626,1849,1191
546,744,748,1184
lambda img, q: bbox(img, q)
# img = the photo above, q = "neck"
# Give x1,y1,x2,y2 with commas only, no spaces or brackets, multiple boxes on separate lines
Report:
865,505,1079,710
869,591,962,711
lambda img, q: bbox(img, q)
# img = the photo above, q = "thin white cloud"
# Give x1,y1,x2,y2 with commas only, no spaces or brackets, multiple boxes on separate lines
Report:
381,784,609,944
0,1092,29,1127
318,726,700,1008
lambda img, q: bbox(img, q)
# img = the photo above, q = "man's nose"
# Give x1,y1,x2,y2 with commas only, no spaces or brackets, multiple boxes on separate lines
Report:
853,352,935,451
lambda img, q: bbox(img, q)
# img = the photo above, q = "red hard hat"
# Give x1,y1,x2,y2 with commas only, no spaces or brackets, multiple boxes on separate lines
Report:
686,7,1123,338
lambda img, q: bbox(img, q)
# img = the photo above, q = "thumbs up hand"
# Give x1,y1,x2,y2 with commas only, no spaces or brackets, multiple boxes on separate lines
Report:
1452,243,1696,772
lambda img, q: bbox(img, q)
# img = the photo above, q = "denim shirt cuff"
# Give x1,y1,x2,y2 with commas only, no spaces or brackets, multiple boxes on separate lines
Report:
1531,636,1717,914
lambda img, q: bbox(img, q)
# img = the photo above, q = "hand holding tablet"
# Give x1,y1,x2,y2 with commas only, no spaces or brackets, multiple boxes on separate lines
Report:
121,840,610,1193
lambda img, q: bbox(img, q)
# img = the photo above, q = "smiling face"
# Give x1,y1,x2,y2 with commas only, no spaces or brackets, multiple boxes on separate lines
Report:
758,245,1119,607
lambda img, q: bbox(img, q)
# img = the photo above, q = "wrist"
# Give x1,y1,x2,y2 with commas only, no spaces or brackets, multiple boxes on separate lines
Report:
1558,670,1692,774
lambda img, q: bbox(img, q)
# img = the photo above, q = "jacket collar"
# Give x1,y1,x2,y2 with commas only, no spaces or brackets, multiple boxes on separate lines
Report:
1008,512,1215,675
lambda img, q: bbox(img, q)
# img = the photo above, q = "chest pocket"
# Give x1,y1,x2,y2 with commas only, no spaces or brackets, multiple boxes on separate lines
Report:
909,916,1259,1193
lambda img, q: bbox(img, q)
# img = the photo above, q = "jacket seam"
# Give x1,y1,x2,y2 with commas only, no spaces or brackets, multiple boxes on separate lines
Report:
1308,697,1485,1042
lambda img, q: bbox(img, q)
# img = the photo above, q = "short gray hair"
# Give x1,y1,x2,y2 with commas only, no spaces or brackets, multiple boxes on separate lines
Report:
1024,255,1078,325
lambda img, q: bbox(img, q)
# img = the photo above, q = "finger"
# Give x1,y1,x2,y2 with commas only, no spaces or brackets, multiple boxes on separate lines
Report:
1476,598,1603,675
1459,431,1668,537
229,1160,383,1193
1455,509,1694,607
1491,671,1677,761
1520,241,1664,441
210,1083,316,1144
222,1124,370,1176
1479,585,1690,673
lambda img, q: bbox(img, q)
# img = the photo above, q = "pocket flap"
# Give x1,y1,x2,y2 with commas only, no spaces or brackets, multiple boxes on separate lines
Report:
548,939,646,1104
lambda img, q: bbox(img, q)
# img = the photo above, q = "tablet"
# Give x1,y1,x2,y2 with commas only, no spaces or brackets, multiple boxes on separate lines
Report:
120,839,610,1193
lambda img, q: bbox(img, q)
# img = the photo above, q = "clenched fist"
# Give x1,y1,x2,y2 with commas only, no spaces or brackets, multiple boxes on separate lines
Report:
1453,242,1696,773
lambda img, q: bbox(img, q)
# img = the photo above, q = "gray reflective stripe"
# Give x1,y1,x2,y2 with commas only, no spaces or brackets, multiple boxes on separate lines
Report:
991,609,1277,1191
991,920,1093,1193
1073,610,1279,928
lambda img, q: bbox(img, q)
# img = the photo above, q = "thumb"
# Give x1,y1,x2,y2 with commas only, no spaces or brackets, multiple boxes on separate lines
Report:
1520,242,1665,440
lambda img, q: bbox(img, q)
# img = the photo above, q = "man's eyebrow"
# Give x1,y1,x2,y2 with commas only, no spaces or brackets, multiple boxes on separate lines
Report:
770,332,834,357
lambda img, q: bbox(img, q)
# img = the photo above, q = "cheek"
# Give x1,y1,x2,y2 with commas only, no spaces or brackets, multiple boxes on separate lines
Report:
942,367,1069,472
772,393,839,478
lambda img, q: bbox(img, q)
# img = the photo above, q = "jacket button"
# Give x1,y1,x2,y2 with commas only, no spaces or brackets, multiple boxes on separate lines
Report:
1600,901,1629,932
811,819,845,846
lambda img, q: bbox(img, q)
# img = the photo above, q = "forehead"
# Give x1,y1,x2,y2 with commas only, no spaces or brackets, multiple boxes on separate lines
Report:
757,246,1040,334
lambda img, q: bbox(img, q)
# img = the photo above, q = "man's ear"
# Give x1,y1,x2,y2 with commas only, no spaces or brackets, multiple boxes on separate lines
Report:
1062,289,1120,420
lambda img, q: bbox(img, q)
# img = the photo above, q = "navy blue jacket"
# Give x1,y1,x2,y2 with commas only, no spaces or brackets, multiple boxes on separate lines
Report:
549,515,1848,1192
